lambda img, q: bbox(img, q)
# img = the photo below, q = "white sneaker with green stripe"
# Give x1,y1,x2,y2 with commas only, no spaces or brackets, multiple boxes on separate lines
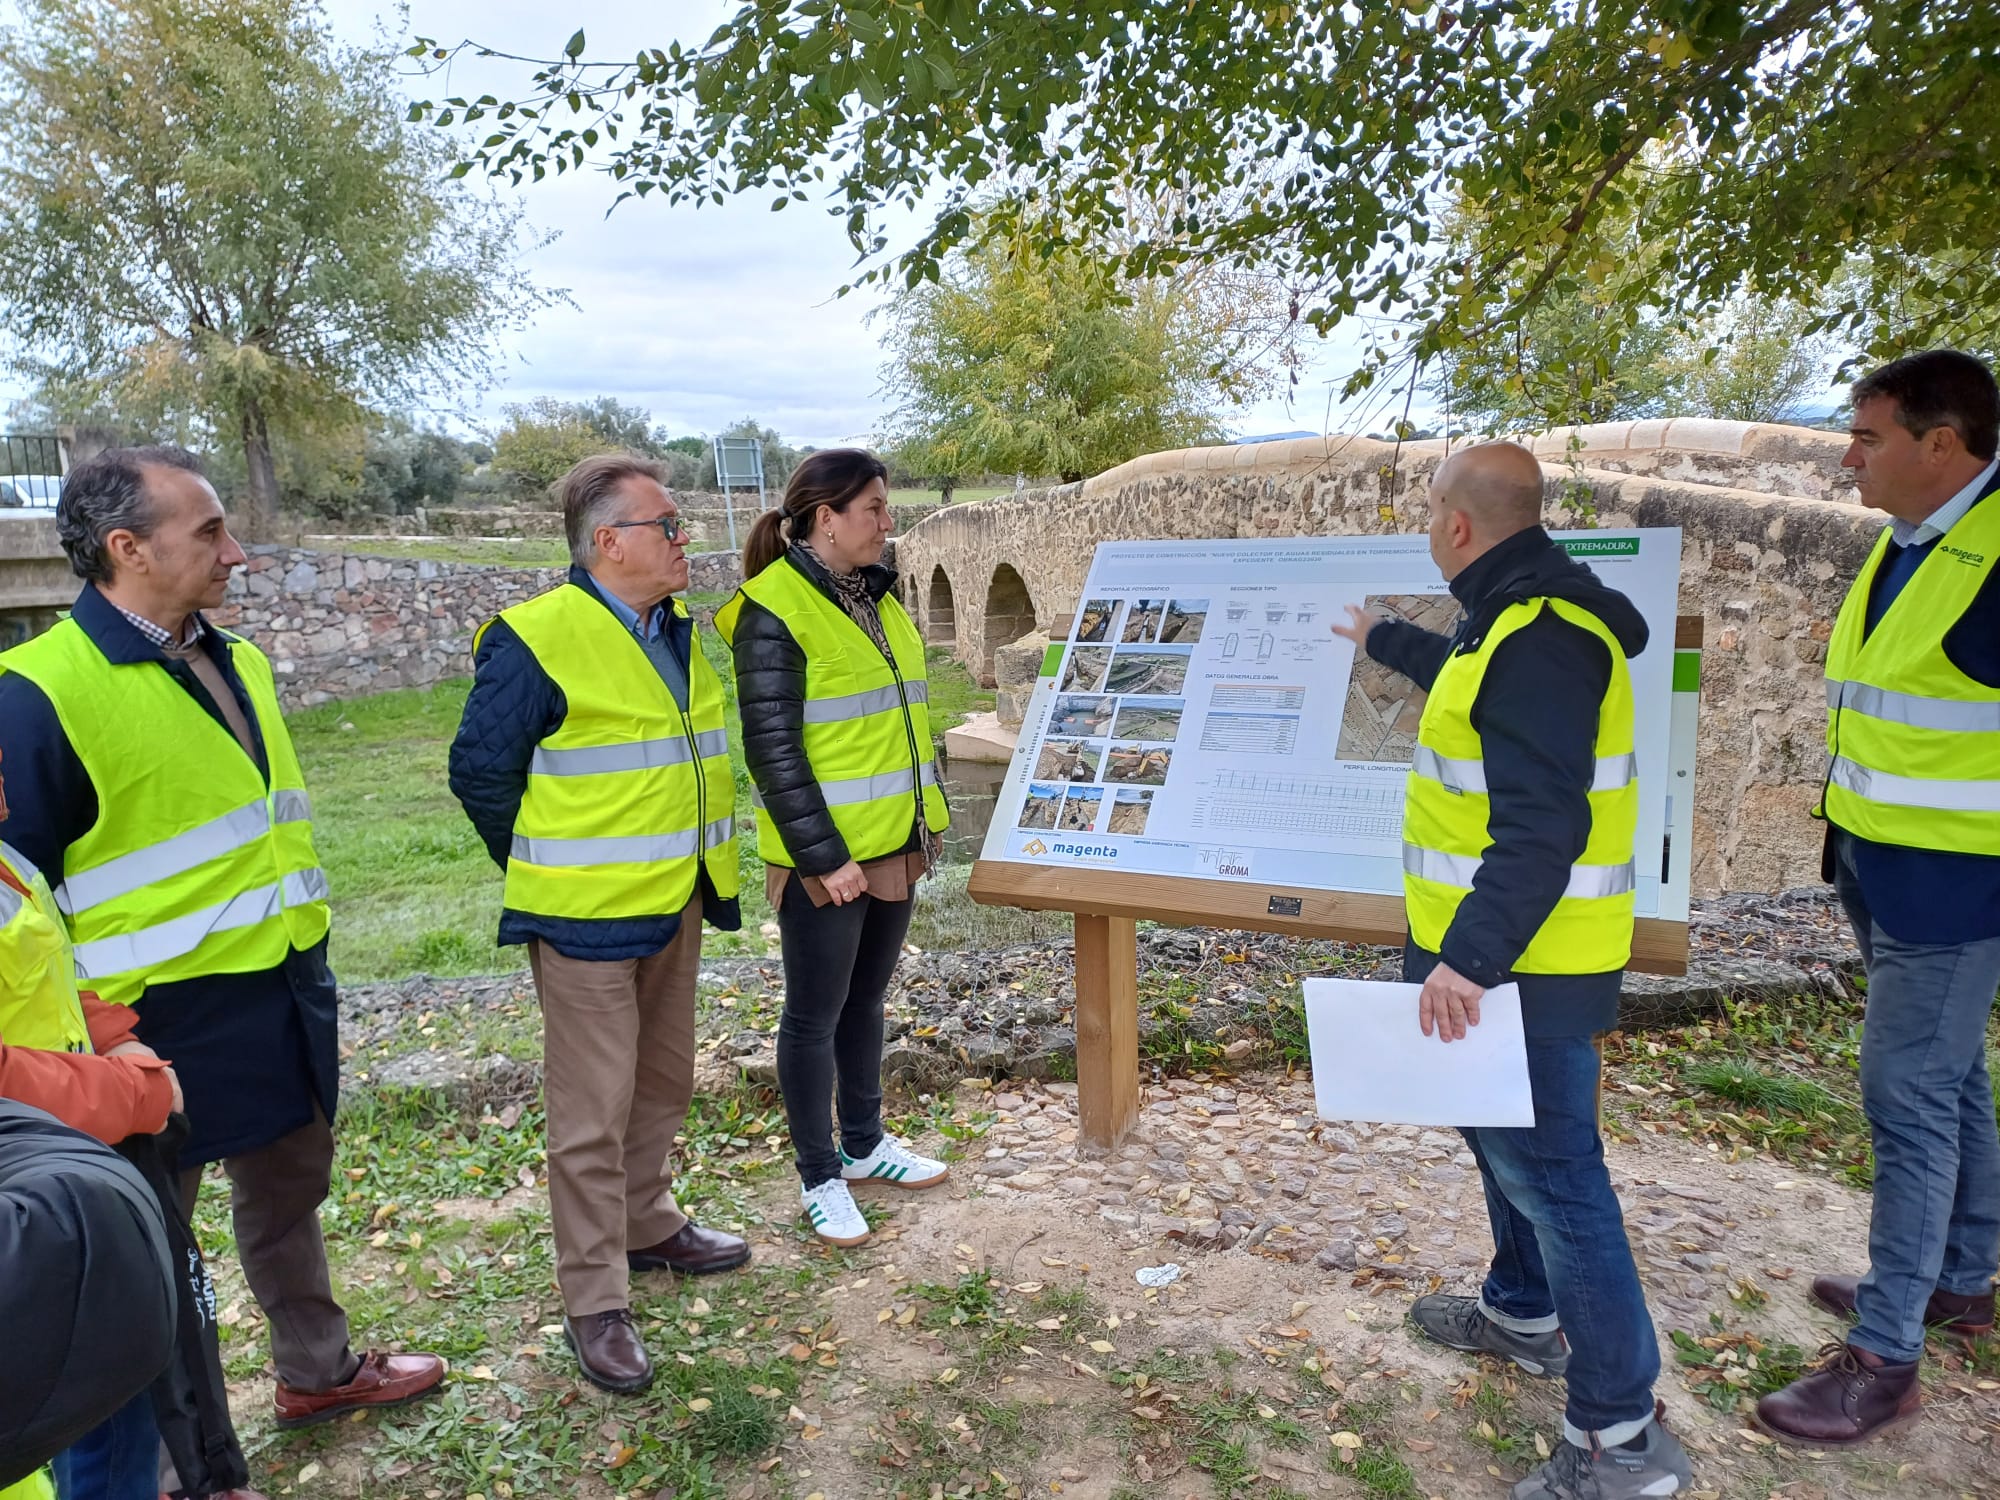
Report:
839,1134,949,1189
801,1177,871,1246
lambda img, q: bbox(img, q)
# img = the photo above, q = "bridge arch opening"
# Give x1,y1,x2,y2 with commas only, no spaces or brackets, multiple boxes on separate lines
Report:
981,563,1036,687
926,566,956,646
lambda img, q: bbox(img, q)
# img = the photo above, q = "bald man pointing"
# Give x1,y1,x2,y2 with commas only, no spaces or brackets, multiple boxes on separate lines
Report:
1333,442,1691,1500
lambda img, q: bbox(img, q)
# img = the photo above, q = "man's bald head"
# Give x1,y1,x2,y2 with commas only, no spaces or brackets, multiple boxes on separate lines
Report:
1433,442,1546,534
1424,441,1548,580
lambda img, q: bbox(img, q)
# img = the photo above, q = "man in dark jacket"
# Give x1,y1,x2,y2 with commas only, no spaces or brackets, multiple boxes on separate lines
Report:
0,448,444,1440
449,453,748,1395
1334,441,1690,1500
1754,350,2000,1445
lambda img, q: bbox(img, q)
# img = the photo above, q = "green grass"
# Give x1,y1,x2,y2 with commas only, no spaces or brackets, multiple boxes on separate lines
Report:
289,679,500,982
889,484,1018,508
291,597,995,981
1670,1327,1811,1413
1682,1057,1851,1119
325,536,572,567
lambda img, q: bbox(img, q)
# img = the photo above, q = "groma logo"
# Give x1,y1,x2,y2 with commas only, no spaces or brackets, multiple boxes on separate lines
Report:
1020,838,1048,856
1052,841,1118,859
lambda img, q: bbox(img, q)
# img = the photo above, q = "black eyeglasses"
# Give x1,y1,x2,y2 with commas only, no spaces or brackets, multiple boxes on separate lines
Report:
607,515,687,543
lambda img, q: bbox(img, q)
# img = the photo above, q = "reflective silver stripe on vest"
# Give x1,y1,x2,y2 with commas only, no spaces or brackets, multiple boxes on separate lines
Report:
1829,755,2000,813
529,729,731,776
511,828,704,867
1826,679,2000,733
0,882,23,925
753,760,939,810
0,838,42,888
703,815,735,850
1402,842,1636,899
1410,746,1638,796
70,865,329,980
56,798,275,917
802,680,930,725
274,789,314,824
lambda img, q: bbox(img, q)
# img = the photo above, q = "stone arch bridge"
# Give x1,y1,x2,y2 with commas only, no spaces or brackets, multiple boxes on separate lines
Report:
895,419,1873,898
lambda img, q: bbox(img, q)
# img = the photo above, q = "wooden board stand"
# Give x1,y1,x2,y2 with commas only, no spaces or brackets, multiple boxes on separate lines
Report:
966,614,1704,1152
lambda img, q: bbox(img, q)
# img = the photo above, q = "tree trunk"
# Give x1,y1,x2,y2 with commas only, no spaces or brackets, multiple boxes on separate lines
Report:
239,398,277,539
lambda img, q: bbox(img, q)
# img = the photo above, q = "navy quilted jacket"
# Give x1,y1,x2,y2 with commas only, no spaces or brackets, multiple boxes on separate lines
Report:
448,568,742,962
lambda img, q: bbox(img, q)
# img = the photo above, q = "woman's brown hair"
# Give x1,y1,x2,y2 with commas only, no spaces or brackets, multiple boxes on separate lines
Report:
742,447,890,577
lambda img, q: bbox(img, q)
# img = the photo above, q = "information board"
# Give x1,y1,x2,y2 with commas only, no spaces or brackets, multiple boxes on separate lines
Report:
978,530,1695,922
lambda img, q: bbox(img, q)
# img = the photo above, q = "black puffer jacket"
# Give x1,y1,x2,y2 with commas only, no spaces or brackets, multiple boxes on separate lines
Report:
729,548,906,878
1367,525,1650,1038
0,1101,176,1487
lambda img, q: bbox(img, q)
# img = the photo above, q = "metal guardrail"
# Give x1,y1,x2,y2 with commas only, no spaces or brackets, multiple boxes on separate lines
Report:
0,433,66,509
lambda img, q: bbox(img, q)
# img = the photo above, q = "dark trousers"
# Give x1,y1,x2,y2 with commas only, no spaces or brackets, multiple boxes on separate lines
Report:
774,879,914,1187
175,1108,355,1392
1461,1034,1661,1441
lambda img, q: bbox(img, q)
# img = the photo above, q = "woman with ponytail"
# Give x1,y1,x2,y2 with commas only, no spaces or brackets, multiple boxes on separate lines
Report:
714,450,951,1246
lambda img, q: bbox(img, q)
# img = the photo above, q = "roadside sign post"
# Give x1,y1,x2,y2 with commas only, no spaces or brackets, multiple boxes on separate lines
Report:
712,436,768,552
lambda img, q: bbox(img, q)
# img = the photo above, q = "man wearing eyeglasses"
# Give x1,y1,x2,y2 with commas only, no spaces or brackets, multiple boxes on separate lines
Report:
449,453,749,1394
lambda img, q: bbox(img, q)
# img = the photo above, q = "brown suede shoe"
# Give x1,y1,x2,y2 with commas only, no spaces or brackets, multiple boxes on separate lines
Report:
1753,1341,1922,1449
273,1350,447,1428
565,1308,655,1393
1810,1273,1996,1343
629,1221,752,1276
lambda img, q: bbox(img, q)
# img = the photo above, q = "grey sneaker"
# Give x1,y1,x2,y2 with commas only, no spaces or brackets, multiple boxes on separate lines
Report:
1511,1415,1692,1499
1409,1293,1571,1377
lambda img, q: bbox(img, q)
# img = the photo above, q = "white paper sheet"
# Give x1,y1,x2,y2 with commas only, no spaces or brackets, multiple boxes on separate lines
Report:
1303,978,1535,1128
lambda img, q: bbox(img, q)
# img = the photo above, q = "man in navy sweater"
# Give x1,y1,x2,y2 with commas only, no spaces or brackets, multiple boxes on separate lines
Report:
1757,350,2000,1447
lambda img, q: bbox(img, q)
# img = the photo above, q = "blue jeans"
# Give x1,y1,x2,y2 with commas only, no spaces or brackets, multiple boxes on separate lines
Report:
50,1390,158,1500
1835,838,2000,1364
1461,1034,1660,1441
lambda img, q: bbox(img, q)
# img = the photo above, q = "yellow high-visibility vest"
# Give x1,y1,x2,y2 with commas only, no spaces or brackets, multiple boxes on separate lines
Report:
1402,598,1638,974
714,559,948,868
0,621,329,1006
486,584,739,917
0,1467,58,1500
1819,495,2000,853
0,840,90,1054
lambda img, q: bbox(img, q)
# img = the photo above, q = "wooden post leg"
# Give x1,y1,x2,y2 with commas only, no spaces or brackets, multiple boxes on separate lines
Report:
1073,913,1140,1152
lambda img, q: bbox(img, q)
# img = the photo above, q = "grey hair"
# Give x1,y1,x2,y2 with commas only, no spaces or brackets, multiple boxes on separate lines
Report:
557,451,668,567
55,446,206,583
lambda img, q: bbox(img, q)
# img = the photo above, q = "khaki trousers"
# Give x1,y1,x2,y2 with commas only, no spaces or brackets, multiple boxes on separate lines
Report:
530,892,703,1316
176,1106,358,1391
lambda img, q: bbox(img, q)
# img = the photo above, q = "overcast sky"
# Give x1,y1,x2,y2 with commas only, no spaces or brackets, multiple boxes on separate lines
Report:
326,0,1389,448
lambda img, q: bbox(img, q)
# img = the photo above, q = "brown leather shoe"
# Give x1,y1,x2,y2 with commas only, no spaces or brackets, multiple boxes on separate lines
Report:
273,1349,447,1428
1753,1341,1922,1448
628,1221,751,1276
565,1308,654,1393
1810,1273,1996,1343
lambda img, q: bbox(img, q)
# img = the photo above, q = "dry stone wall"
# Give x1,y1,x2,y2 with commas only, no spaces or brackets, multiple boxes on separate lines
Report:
895,422,1880,897
211,546,743,709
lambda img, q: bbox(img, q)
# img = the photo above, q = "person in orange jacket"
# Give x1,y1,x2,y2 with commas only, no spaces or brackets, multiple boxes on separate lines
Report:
0,747,181,1141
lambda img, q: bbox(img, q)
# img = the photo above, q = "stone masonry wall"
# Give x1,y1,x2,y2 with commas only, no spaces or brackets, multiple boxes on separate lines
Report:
211,547,744,710
895,422,1881,897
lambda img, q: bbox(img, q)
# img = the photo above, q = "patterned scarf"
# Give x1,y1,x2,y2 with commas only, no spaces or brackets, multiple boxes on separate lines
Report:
793,541,942,872
795,542,892,661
